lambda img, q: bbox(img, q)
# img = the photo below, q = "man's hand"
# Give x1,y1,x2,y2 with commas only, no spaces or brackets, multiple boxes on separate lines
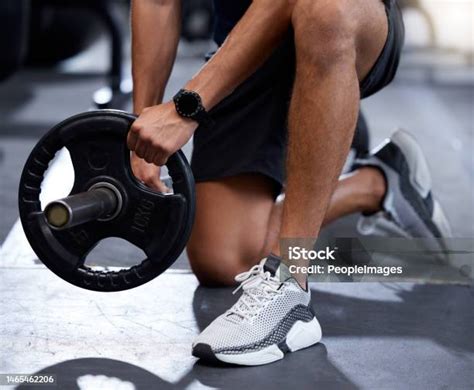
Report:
131,153,170,192
127,102,197,166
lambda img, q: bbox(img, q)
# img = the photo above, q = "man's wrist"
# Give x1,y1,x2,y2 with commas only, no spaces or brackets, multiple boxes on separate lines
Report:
183,79,219,112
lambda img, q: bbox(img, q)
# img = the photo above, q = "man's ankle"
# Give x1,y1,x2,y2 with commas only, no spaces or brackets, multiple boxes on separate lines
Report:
356,167,387,214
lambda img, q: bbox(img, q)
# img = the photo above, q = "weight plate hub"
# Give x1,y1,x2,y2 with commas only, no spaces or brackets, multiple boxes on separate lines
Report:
18,110,195,292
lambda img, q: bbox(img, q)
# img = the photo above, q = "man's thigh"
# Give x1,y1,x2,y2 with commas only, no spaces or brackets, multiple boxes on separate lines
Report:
357,0,405,97
186,174,275,286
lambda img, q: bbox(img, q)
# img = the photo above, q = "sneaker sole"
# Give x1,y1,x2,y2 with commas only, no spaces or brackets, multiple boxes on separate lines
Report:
193,317,322,366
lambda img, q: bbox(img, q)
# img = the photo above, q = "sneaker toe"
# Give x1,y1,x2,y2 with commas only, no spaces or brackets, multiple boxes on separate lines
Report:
192,343,221,363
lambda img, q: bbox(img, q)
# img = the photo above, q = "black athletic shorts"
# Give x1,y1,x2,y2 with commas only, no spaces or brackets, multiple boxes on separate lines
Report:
191,0,405,197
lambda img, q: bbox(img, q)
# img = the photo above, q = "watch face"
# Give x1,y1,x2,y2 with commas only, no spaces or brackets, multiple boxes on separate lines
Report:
178,92,200,117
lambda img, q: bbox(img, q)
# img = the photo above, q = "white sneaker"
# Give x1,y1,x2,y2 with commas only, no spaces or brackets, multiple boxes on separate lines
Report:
192,255,322,366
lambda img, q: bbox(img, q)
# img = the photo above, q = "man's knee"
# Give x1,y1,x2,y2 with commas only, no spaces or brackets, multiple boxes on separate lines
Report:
187,245,251,287
292,0,356,67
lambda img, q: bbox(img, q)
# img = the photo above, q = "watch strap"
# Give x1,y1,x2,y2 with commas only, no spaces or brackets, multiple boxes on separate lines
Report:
194,108,214,129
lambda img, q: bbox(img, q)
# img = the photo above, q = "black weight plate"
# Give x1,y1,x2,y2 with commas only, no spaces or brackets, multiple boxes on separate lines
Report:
18,110,195,292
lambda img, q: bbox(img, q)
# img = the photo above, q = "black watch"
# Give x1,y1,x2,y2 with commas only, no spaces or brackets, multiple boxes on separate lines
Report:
173,89,213,128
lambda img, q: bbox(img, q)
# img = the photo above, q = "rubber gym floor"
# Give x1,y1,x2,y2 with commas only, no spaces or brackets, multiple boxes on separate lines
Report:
1,38,473,389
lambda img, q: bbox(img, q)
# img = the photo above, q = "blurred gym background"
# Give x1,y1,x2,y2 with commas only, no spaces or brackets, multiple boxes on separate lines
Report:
0,0,472,249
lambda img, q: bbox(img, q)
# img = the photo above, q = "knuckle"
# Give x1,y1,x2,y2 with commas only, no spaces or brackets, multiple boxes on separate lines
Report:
154,158,166,166
162,144,173,155
131,123,142,133
141,134,152,143
156,143,167,153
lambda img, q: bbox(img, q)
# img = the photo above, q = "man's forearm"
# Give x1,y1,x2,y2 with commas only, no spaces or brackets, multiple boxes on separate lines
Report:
184,0,293,110
131,0,181,113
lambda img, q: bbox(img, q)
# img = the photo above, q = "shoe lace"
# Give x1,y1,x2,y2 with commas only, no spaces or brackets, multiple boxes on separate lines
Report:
227,260,283,321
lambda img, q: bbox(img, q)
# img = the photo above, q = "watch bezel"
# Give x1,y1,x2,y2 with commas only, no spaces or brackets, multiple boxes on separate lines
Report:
173,90,203,118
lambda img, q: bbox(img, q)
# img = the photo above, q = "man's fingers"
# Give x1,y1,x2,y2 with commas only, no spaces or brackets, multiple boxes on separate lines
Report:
134,139,148,159
138,169,169,193
152,153,168,167
144,178,169,193
143,147,156,164
153,177,171,193
132,147,171,168
152,142,174,167
127,131,138,151
127,123,141,151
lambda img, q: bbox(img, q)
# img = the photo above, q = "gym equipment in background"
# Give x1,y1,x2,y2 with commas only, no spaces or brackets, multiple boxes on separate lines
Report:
0,0,30,82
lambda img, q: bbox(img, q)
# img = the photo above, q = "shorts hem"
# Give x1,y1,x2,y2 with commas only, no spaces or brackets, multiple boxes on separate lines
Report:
193,169,284,199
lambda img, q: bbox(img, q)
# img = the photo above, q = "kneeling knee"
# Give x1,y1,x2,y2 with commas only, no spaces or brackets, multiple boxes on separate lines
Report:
187,246,250,287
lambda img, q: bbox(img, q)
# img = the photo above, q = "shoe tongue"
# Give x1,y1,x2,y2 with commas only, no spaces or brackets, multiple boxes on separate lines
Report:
263,253,281,275
263,254,291,282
